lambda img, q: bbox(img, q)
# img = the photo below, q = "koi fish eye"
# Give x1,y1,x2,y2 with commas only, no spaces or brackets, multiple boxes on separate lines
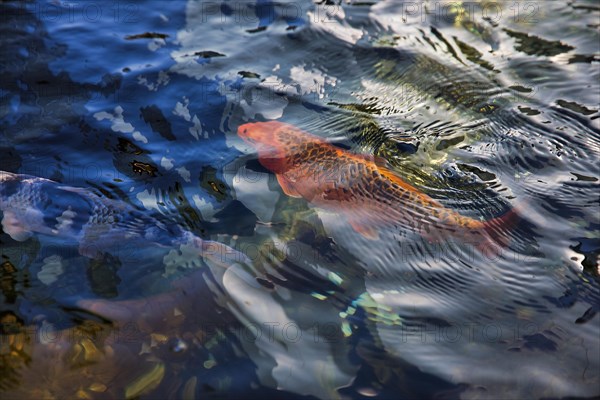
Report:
239,128,255,142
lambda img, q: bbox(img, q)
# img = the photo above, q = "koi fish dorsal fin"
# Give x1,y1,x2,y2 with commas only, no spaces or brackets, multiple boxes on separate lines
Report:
371,157,435,197
349,151,390,169
481,198,529,247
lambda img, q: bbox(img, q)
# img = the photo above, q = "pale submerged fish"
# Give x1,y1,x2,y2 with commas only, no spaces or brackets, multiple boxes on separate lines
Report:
0,171,249,267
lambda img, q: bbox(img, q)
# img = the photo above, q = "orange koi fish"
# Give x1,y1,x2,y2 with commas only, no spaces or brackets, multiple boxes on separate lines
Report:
238,121,520,255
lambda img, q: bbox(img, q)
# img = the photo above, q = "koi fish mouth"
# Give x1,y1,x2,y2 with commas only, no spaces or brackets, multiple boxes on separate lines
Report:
240,133,255,144
238,123,276,150
237,127,257,156
238,121,282,144
237,125,255,144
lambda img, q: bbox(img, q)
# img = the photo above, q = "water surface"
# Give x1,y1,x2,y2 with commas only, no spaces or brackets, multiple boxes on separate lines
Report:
1,1,599,399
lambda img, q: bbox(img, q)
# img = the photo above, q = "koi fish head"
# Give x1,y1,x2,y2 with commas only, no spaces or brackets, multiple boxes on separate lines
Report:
238,121,320,173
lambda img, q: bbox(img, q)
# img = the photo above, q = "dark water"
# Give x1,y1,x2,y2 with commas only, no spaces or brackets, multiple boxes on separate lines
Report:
1,1,599,399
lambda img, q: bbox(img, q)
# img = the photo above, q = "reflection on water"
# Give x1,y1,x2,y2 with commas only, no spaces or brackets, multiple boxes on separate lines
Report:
1,0,599,399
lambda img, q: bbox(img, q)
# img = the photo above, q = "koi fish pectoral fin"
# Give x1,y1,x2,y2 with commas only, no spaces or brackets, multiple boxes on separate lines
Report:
348,219,380,240
1,210,34,241
276,174,302,198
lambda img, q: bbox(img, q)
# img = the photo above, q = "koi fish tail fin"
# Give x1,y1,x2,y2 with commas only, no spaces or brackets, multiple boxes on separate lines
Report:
479,198,529,257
